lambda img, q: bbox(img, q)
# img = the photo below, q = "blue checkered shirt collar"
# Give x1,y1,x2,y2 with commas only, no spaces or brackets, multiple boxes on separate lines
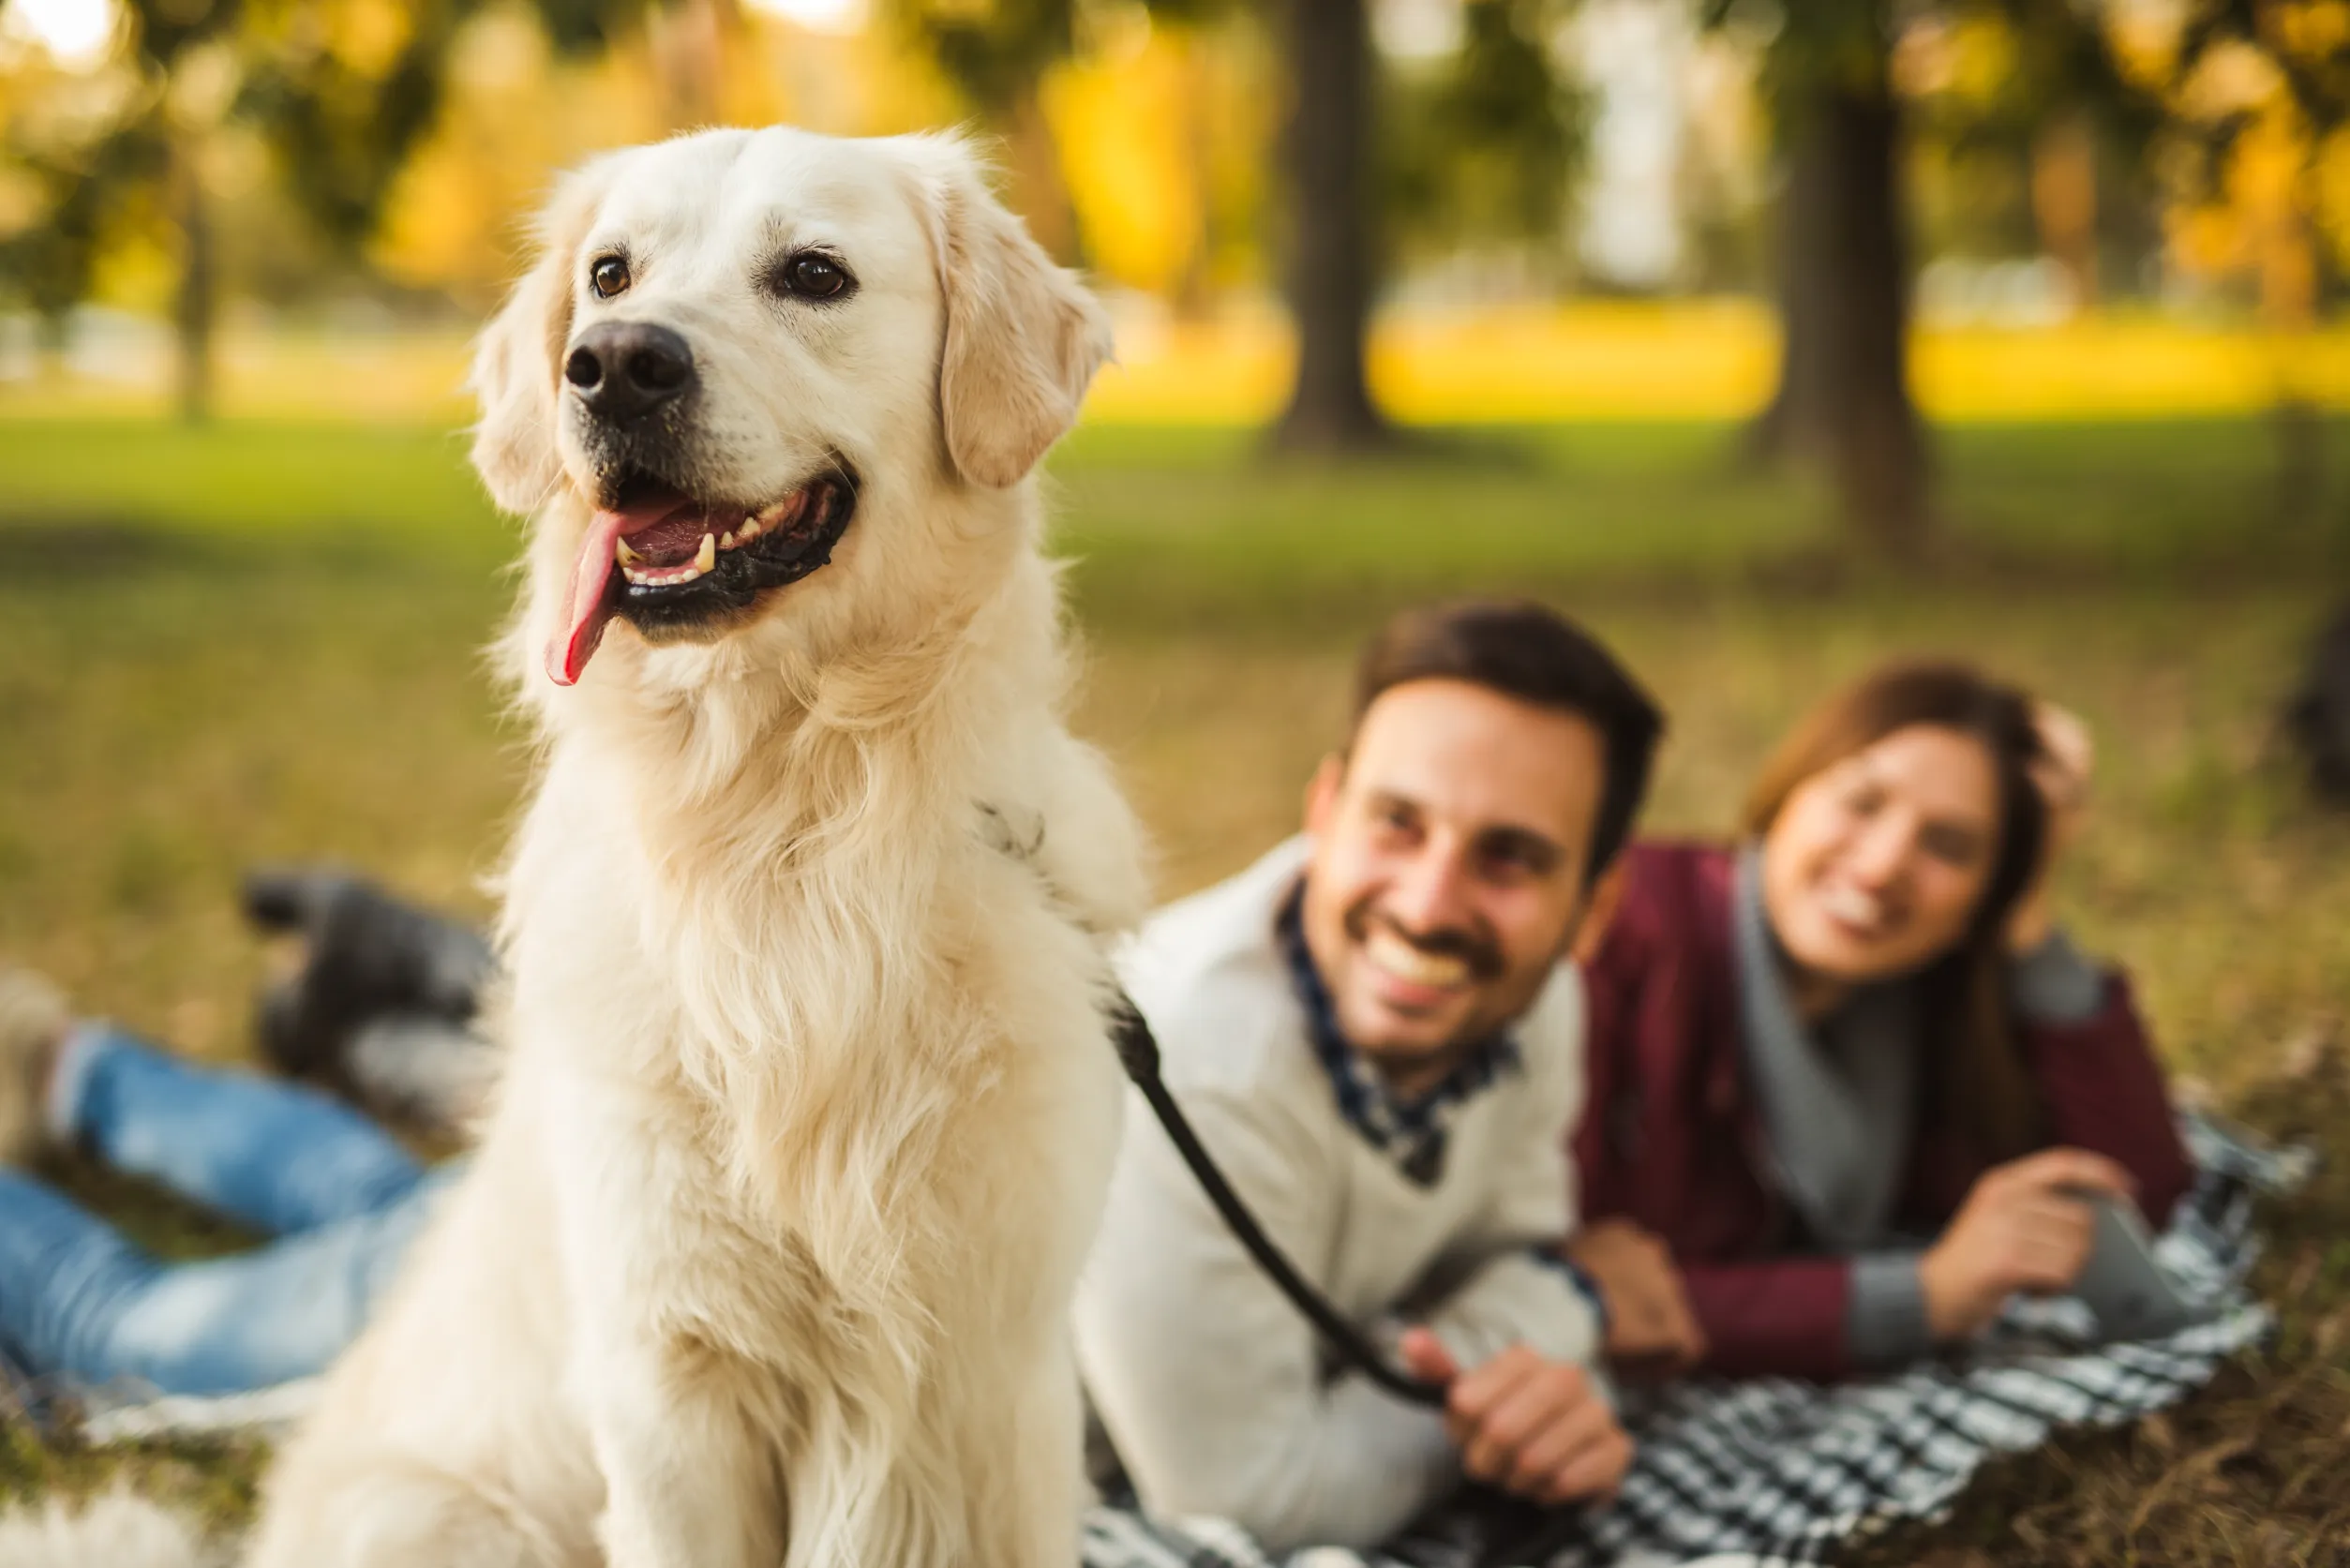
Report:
1274,885,1522,1187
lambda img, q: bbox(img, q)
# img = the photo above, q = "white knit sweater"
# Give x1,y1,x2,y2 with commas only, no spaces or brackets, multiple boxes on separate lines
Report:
1074,837,1600,1552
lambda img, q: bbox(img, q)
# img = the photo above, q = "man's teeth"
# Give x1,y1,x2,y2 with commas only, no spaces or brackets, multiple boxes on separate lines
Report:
1364,927,1472,990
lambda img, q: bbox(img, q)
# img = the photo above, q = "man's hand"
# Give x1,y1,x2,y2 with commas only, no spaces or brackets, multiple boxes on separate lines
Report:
1564,1220,1707,1374
1398,1330,1632,1505
1920,1147,2134,1340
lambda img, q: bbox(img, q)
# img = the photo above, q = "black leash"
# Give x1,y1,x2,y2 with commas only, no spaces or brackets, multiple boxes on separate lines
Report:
1106,993,1449,1409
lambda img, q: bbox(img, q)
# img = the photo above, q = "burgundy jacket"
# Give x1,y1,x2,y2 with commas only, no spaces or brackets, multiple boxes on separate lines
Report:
1572,841,2194,1381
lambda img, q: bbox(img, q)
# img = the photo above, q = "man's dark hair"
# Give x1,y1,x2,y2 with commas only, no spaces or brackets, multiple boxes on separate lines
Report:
1348,598,1664,884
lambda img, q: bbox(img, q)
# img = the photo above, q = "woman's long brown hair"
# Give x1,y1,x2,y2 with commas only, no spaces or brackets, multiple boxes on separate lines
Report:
1741,661,2053,1165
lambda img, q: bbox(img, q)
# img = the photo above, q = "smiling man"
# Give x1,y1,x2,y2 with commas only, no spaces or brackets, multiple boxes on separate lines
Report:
1075,599,1664,1553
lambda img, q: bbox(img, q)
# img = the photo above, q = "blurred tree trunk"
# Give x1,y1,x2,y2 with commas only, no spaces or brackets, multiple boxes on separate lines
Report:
32,312,69,380
172,136,215,426
1271,0,1396,452
651,0,741,128
1007,82,1081,265
1171,31,1215,321
1750,81,1927,557
2258,169,2324,529
2030,112,2097,315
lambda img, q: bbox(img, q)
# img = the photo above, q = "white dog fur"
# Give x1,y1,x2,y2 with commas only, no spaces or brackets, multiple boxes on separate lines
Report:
2,125,1147,1568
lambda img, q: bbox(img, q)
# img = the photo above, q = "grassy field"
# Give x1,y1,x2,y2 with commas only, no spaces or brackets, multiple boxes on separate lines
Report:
3,413,2348,1561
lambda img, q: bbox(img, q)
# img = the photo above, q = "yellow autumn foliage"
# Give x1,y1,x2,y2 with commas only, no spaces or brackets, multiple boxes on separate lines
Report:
1043,19,1199,294
1041,16,1273,298
368,5,960,305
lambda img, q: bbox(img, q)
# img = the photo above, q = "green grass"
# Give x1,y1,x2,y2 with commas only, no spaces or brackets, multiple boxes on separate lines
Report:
0,421,506,551
3,413,2348,1561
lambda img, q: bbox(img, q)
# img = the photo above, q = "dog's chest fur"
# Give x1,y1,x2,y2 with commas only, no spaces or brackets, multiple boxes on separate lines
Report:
504,608,1125,1331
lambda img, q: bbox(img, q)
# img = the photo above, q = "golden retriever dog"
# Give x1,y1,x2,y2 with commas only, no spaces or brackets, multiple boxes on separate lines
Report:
7,124,1147,1568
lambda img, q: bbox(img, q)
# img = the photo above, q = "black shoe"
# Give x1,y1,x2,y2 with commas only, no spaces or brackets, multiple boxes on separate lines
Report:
243,868,494,1088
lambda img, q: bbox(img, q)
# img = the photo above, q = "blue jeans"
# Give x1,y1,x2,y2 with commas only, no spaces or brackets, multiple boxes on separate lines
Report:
0,1026,454,1400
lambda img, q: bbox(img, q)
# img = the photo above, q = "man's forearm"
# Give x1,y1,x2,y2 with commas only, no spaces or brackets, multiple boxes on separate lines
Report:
1418,1251,1605,1370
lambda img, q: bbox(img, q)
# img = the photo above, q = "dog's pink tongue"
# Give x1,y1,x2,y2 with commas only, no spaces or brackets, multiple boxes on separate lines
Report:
547,507,639,687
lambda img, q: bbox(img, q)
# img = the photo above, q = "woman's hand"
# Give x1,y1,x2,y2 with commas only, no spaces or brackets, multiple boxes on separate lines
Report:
2005,702,2094,953
1564,1220,1707,1374
1919,1147,2134,1340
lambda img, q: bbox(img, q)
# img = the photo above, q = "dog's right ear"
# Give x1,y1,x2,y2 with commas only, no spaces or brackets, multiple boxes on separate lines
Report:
468,166,607,515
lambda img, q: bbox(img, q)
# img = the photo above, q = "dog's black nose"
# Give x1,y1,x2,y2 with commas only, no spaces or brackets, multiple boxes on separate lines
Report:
564,321,696,424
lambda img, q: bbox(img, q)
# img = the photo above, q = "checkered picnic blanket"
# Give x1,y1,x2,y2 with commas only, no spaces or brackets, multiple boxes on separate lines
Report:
1080,1113,2312,1568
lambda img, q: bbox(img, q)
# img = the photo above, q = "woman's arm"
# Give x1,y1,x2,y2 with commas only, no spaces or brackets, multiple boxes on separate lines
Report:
1675,1250,1953,1381
2007,709,2193,1229
2014,957,2193,1229
1674,1254,1857,1381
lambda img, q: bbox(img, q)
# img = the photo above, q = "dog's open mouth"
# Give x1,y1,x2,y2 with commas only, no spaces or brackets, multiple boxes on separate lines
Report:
549,465,859,686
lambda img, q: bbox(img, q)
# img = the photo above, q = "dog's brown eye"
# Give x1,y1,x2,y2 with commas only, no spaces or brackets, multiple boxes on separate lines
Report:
591,256,631,299
781,252,850,300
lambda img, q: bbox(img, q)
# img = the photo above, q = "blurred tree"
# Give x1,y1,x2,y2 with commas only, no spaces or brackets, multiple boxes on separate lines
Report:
1716,1,2143,557
1273,0,1381,444
1385,0,1583,269
1714,0,2350,558
1271,0,1579,450
2120,0,2350,799
0,101,169,365
1859,0,2350,786
1044,16,1228,301
0,0,648,420
891,0,1085,260
369,4,932,306
1724,0,1927,554
0,3,212,410
896,0,1579,451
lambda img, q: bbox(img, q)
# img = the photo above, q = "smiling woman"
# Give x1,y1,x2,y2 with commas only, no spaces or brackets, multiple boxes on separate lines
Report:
1568,658,2197,1383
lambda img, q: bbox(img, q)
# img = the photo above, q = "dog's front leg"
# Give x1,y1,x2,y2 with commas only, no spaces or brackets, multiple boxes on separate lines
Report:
968,1342,1089,1568
574,1337,782,1568
546,1081,782,1568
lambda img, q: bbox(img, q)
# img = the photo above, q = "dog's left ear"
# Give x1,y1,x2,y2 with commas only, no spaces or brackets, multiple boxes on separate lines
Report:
926,150,1113,489
468,162,609,515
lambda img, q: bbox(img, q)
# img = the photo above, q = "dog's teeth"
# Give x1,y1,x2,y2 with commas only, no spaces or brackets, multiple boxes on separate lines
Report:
720,530,738,550
738,516,763,542
616,538,643,566
622,564,653,585
695,533,716,573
